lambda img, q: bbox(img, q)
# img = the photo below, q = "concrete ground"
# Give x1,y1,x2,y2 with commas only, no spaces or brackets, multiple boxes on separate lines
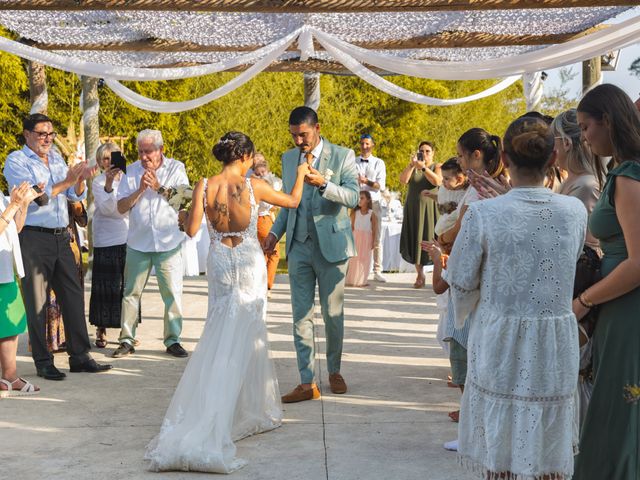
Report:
1,273,474,480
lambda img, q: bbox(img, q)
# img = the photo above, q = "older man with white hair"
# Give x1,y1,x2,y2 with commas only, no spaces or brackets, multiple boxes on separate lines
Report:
112,130,189,358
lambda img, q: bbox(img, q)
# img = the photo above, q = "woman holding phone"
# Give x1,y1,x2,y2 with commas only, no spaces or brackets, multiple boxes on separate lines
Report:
399,141,442,288
89,143,137,348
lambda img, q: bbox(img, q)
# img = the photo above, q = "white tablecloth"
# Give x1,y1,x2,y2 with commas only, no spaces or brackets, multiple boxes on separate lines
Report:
381,221,414,273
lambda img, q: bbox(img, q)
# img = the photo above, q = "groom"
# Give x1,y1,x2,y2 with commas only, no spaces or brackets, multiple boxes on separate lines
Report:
264,106,359,403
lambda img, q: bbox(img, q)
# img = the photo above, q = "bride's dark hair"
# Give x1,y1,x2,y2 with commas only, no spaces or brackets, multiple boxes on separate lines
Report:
212,131,255,165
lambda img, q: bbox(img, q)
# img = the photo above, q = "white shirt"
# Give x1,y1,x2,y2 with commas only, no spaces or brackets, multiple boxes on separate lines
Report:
0,193,24,283
92,172,129,248
355,154,386,202
117,157,189,253
298,139,324,168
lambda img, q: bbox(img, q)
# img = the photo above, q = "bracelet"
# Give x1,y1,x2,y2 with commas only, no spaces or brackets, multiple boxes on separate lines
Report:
578,292,594,309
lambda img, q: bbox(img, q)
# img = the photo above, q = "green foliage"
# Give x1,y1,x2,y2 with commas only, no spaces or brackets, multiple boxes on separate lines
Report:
631,57,640,77
0,48,532,196
539,67,579,117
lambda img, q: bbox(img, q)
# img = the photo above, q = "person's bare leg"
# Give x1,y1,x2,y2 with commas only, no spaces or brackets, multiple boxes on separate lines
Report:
0,336,39,392
414,264,425,287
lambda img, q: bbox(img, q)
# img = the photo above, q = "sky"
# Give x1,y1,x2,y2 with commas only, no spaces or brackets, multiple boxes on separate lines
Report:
543,7,640,102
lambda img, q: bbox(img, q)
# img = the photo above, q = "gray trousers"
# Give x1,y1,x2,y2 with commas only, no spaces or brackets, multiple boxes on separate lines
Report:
19,229,91,369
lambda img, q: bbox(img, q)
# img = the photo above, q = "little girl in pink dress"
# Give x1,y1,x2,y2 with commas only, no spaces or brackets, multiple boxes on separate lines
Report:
346,191,378,287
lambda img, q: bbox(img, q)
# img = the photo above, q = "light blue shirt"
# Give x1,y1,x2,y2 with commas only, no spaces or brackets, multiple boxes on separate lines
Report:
3,145,86,228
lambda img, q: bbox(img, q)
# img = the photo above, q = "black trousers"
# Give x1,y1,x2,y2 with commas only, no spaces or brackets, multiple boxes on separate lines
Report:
19,229,91,368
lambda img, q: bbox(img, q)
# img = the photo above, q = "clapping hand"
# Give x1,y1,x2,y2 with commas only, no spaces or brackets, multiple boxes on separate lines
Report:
421,240,445,268
142,169,160,191
10,181,43,206
469,170,511,199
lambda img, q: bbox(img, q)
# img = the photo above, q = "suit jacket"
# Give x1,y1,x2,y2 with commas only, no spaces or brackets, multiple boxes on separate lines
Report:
271,138,359,263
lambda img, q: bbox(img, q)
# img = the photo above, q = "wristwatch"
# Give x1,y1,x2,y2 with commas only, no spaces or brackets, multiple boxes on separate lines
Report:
157,185,167,195
421,167,427,172
318,182,328,194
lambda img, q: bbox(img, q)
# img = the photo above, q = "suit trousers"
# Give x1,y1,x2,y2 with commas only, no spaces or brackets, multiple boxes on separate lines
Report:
19,229,92,369
287,236,347,384
257,215,279,290
118,245,183,347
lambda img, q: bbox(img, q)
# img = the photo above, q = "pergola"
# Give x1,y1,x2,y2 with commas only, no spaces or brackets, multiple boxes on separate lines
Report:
0,1,638,162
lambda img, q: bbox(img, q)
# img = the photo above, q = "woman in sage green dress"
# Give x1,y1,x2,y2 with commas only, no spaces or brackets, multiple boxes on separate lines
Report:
399,141,441,288
572,84,640,480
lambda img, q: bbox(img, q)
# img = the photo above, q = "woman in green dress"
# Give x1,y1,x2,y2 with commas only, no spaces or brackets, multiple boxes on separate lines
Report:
399,141,441,288
0,182,42,397
572,84,640,480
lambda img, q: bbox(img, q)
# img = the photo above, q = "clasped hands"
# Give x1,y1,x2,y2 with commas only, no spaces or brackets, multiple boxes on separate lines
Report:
301,163,324,188
137,169,161,193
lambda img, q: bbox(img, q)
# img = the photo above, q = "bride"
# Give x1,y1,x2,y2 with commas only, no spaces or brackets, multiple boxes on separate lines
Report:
145,131,309,473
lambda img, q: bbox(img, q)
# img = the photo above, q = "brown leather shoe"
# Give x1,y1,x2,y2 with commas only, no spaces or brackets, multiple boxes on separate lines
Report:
329,373,347,394
281,384,321,403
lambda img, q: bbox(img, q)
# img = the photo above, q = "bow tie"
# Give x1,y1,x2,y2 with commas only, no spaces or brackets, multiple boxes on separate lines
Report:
360,158,369,162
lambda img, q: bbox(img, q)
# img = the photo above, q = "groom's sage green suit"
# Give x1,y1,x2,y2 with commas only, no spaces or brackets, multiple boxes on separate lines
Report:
271,138,359,384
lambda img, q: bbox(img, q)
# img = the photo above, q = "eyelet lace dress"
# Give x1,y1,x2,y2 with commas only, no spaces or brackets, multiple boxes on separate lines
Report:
443,188,587,480
145,177,282,473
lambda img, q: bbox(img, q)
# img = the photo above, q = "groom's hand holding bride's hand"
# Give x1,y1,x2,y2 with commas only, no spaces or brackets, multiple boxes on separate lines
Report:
262,233,278,254
304,165,325,188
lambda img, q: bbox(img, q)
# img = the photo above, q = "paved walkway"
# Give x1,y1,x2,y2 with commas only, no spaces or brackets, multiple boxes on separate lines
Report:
2,273,474,480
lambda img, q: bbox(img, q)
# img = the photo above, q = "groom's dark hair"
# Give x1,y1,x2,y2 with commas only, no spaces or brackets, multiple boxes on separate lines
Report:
289,106,318,126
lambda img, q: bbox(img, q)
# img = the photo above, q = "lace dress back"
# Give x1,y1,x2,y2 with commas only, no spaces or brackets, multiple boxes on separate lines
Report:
145,176,282,474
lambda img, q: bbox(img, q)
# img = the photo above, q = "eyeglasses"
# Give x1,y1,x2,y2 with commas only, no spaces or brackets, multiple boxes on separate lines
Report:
31,130,57,140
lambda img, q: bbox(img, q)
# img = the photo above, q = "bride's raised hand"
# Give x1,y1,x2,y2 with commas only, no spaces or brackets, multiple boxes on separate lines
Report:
297,162,311,178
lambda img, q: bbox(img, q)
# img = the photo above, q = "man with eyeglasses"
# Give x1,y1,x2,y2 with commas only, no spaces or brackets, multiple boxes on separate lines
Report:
355,134,387,283
3,113,112,380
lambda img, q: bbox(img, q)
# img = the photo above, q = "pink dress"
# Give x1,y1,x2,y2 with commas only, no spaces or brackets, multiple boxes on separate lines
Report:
346,210,374,287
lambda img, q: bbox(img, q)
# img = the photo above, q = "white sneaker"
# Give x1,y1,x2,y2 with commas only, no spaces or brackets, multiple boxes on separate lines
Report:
443,439,458,451
373,272,387,283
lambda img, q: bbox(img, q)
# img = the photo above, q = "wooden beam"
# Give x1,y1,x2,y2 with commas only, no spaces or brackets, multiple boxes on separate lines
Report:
33,28,606,53
0,0,636,13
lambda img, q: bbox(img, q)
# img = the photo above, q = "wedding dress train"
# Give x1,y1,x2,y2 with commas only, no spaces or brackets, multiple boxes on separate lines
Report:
145,178,282,473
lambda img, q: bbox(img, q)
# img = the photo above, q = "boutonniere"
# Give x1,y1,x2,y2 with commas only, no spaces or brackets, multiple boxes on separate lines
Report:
623,384,640,404
322,168,334,183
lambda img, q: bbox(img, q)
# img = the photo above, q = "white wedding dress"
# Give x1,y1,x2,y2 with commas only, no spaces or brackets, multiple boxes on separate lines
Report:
145,178,282,473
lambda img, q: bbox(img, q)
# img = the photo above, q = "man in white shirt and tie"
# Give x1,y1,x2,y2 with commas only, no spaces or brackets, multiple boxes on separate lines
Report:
355,134,387,283
112,129,189,359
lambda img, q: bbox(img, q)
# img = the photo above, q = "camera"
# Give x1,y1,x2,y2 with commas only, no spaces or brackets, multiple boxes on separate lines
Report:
32,185,49,206
417,152,424,162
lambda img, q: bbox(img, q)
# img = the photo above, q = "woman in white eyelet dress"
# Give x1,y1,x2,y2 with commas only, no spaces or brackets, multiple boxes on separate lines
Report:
443,118,587,479
145,132,309,474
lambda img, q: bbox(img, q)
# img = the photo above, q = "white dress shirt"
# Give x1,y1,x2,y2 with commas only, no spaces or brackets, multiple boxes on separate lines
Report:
117,157,188,253
92,172,129,248
0,193,24,283
355,154,386,202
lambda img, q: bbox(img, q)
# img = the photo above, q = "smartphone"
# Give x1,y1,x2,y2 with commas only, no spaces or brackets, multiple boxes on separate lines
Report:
32,184,49,206
417,151,424,162
110,151,127,174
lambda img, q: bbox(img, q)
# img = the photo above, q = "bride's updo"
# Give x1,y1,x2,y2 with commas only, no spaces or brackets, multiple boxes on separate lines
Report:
503,117,554,174
212,131,255,165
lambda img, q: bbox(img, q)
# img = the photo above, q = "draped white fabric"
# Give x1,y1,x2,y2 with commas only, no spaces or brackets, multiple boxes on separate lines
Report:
0,14,639,111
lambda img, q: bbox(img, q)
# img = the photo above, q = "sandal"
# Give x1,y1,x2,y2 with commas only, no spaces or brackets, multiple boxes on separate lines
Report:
448,410,460,423
413,275,425,289
0,377,40,398
95,328,107,348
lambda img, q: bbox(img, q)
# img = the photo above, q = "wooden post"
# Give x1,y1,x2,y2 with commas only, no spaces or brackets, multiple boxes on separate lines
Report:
81,76,100,278
582,57,601,95
82,76,100,166
28,60,48,114
303,72,320,111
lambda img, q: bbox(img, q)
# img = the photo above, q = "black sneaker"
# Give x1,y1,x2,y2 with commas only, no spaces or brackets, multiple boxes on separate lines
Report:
166,343,188,358
112,342,135,358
